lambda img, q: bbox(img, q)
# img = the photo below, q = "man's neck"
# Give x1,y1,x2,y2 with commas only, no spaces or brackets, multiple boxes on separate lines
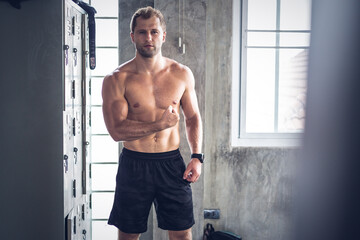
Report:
134,52,166,74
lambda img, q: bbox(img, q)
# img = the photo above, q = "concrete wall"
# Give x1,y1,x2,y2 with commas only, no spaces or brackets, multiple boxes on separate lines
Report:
204,0,297,239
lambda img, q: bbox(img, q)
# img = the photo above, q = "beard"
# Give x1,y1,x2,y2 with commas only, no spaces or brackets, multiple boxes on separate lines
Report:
135,43,161,58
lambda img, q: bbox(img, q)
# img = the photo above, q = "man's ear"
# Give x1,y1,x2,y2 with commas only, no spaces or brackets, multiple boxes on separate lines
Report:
130,32,135,43
163,31,167,42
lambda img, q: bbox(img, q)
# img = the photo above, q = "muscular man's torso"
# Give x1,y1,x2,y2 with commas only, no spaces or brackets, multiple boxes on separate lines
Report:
119,58,187,152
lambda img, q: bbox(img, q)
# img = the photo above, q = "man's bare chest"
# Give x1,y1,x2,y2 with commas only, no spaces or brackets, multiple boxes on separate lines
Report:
125,75,186,112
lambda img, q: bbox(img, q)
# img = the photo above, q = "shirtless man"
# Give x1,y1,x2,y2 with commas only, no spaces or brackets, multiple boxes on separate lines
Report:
102,7,203,240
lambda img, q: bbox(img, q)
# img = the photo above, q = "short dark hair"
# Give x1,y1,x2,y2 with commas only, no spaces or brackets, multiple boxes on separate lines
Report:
130,6,166,33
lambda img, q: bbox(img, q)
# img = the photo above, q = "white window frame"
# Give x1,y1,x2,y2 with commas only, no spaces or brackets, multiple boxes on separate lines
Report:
231,0,308,147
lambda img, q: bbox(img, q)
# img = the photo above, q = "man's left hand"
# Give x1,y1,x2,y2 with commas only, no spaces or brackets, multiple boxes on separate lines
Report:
183,158,202,183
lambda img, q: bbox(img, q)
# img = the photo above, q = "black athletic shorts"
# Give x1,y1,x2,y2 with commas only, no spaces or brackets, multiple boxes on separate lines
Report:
108,148,195,234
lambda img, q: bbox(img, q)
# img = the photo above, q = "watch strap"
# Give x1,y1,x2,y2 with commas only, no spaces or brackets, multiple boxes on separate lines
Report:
191,153,204,163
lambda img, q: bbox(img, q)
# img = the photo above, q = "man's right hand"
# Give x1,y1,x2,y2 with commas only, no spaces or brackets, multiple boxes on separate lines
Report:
161,105,180,128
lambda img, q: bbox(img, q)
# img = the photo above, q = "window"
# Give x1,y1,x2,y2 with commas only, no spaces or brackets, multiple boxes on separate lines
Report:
232,0,311,146
87,0,119,239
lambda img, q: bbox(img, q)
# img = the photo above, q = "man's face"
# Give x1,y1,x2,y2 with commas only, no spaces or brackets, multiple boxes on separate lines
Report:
131,16,166,58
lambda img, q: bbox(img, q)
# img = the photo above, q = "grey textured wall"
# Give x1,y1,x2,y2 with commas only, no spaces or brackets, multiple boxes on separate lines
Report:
204,0,297,239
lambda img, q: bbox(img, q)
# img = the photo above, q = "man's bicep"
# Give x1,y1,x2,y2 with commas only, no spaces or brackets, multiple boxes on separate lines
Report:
181,68,200,119
103,94,128,128
102,76,128,131
181,87,200,120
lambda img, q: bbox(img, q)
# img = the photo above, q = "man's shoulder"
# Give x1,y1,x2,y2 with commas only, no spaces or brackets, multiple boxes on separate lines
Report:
104,59,136,83
164,59,195,89
117,59,138,77
165,57,192,75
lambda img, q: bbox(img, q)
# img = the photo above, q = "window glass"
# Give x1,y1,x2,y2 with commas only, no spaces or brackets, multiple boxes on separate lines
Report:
245,49,275,133
96,19,119,46
91,164,117,191
91,48,118,76
91,77,104,106
91,135,119,162
280,0,312,30
92,192,115,219
91,106,108,134
92,221,118,239
91,0,118,17
247,32,276,47
279,32,310,47
278,49,308,132
248,0,277,30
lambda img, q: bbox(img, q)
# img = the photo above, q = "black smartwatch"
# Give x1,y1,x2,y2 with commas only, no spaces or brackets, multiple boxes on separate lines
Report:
191,153,204,163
